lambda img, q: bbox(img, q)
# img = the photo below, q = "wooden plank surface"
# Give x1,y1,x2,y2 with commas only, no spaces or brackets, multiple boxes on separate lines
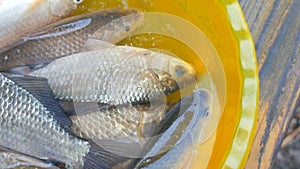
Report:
238,0,300,168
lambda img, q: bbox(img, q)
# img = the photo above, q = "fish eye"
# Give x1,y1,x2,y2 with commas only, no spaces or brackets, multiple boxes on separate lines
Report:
174,65,186,77
125,25,131,32
73,0,83,4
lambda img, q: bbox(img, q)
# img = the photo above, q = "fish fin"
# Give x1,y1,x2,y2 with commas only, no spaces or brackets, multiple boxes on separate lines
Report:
28,62,52,71
61,100,112,116
7,63,50,75
82,39,116,52
7,66,33,74
92,139,147,158
72,101,112,116
0,146,56,168
3,74,71,127
59,100,76,116
83,141,128,169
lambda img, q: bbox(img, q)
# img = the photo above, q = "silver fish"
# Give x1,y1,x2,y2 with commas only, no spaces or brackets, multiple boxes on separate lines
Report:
30,41,197,105
0,73,124,169
52,90,195,168
61,89,196,164
134,90,212,169
0,147,58,169
71,102,165,141
104,90,200,168
69,99,176,158
0,8,143,71
0,0,83,50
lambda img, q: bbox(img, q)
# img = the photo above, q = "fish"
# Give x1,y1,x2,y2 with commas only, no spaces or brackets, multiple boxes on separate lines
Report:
133,89,212,169
69,99,174,158
70,101,165,157
0,147,58,169
0,0,83,50
68,88,195,161
102,90,201,169
70,101,166,141
0,73,126,169
0,8,144,71
29,40,198,105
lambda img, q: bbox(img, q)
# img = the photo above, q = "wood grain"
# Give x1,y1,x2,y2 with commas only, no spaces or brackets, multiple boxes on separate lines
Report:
238,0,300,168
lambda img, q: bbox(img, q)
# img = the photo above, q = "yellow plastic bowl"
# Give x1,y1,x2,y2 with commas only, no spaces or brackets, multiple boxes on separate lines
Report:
72,0,259,168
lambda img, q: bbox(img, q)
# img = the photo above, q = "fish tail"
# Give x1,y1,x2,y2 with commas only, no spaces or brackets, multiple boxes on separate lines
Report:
83,141,128,169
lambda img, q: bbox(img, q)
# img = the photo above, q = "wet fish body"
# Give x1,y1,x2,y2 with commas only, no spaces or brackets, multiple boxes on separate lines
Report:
70,101,171,159
0,0,82,50
0,73,121,169
0,8,143,71
71,105,141,141
135,90,212,169
0,148,57,169
69,95,193,162
70,99,171,142
30,43,197,105
105,90,203,168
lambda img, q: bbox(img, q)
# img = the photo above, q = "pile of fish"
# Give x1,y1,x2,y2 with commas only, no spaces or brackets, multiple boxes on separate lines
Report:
0,1,212,169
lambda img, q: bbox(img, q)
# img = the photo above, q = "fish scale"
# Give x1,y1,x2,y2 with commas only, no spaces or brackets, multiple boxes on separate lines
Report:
0,74,91,168
0,8,143,71
0,0,80,50
134,90,212,169
30,44,197,105
71,105,143,140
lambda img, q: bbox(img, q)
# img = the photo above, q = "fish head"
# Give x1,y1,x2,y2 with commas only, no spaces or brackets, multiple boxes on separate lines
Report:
92,11,144,44
168,57,198,89
48,0,83,17
148,56,197,95
143,50,197,96
146,51,198,92
110,11,145,36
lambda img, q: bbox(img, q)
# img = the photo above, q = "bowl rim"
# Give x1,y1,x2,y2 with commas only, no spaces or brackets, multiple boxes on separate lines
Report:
219,1,259,168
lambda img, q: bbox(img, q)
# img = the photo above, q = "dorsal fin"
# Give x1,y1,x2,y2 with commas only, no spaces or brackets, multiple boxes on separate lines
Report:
3,73,71,127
